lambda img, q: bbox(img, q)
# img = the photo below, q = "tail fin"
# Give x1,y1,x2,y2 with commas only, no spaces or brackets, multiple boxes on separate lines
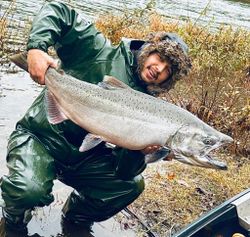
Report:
9,52,28,72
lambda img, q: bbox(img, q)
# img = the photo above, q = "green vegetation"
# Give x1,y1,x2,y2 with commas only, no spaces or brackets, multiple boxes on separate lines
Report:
0,0,30,68
1,1,250,236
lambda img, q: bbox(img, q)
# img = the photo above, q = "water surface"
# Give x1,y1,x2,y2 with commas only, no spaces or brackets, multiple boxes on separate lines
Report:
1,0,250,30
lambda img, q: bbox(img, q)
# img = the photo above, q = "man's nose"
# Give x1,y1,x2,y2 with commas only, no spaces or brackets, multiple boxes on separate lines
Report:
158,65,167,74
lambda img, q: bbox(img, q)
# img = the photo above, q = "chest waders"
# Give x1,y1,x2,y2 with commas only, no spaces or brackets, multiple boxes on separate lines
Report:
0,1,153,233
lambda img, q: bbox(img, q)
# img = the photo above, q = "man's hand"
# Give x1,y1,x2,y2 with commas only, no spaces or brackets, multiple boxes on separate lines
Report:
141,145,161,155
163,151,175,161
142,145,174,161
27,49,57,85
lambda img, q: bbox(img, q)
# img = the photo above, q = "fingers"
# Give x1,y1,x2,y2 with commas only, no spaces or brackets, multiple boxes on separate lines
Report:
27,49,57,85
141,145,161,155
141,146,174,162
49,58,58,69
163,152,175,161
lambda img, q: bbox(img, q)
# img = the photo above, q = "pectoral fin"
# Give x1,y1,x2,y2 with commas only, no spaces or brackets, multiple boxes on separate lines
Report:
145,146,171,164
79,133,104,152
45,89,68,124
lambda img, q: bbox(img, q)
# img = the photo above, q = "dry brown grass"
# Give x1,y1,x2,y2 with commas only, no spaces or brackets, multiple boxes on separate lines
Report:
0,0,30,69
96,8,250,237
130,154,250,236
96,10,250,157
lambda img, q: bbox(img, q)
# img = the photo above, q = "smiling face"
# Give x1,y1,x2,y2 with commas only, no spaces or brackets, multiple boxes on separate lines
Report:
140,53,172,85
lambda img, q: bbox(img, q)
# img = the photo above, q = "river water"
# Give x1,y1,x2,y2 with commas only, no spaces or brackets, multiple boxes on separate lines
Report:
1,0,250,30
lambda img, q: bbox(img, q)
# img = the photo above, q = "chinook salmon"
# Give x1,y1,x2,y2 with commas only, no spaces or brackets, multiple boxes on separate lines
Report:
10,53,233,170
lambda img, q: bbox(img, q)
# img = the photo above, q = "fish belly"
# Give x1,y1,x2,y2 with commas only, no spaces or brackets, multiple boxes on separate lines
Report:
61,99,168,150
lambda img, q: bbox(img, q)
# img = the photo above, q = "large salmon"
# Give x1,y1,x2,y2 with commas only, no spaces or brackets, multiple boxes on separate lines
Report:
10,53,233,170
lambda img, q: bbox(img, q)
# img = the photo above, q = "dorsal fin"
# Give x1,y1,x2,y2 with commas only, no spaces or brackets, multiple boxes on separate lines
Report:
98,75,130,90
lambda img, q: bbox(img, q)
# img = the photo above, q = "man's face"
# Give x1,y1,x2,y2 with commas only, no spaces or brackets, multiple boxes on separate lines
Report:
140,53,172,85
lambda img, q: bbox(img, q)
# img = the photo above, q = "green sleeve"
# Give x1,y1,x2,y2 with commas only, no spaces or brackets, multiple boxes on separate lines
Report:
27,2,107,65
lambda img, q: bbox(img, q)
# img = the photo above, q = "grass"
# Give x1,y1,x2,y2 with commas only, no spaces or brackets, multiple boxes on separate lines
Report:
95,5,250,236
130,154,250,236
0,0,30,70
1,1,250,236
95,9,250,158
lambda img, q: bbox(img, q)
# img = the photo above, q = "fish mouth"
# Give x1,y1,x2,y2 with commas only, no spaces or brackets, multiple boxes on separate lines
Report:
197,154,227,170
200,136,233,170
174,153,228,170
171,132,233,170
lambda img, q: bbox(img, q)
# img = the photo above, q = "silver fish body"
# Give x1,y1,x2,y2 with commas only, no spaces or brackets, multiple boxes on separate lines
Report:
46,69,233,170
46,69,181,149
11,53,233,170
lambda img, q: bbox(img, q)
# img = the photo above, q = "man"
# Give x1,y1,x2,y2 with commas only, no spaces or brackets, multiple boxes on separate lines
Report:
0,1,191,235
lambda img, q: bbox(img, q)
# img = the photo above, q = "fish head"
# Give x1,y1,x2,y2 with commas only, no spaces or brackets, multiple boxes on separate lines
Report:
169,124,233,170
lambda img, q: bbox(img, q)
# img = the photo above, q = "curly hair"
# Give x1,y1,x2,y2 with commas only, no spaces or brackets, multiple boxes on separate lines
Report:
137,32,192,95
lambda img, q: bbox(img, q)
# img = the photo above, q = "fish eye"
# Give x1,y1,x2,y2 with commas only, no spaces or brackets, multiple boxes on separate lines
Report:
203,138,216,145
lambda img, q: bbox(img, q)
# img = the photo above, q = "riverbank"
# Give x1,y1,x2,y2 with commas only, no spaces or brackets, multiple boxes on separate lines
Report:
97,10,250,236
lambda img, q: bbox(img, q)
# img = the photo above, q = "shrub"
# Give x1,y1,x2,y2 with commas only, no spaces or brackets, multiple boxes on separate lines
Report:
96,9,250,158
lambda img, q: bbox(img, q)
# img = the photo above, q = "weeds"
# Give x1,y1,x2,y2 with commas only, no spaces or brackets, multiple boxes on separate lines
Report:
0,0,30,70
131,154,250,236
96,8,250,158
0,0,16,60
95,6,250,236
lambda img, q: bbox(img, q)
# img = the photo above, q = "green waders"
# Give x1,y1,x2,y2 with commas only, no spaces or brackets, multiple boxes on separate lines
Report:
0,2,148,231
0,129,145,228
